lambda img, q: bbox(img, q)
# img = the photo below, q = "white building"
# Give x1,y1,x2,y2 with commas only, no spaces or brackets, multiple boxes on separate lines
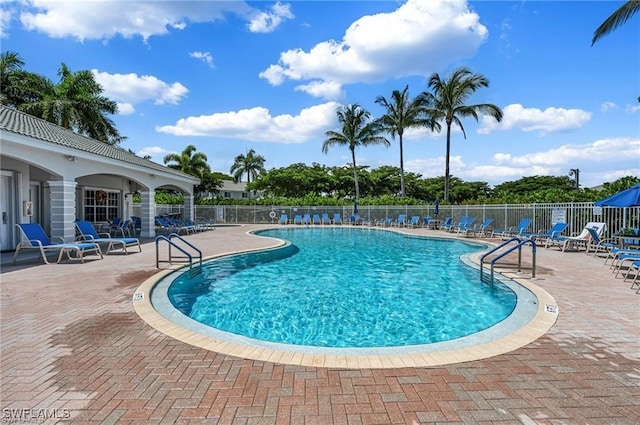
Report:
0,106,200,251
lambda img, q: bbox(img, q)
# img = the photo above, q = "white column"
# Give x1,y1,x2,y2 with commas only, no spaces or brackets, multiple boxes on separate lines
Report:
183,192,194,221
48,180,77,242
140,190,156,238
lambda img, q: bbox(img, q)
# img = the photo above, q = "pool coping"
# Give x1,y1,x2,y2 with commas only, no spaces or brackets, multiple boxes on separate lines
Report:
133,227,558,369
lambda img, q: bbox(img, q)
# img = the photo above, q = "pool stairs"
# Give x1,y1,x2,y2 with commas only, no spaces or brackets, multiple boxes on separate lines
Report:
155,233,202,278
480,237,537,283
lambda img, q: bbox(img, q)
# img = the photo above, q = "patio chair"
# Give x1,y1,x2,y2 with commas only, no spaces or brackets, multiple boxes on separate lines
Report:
13,223,103,264
461,218,493,237
293,214,302,225
493,218,532,239
391,214,407,227
455,217,477,234
312,214,321,225
303,213,311,225
376,217,392,227
321,213,331,225
523,222,568,244
585,227,617,257
442,216,464,232
279,214,288,225
547,222,607,252
333,213,342,225
75,220,141,255
407,216,421,228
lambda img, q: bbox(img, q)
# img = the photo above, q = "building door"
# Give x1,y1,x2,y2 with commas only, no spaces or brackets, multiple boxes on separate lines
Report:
0,174,13,251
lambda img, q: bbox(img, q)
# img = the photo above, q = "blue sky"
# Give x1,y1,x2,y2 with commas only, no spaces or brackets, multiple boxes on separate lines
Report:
2,0,638,188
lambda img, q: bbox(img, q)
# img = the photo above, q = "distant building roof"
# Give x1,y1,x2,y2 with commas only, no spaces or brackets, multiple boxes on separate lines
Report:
0,105,196,181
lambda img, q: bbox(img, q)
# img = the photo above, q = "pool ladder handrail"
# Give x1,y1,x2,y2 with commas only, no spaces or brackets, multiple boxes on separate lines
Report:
155,233,203,278
480,237,537,282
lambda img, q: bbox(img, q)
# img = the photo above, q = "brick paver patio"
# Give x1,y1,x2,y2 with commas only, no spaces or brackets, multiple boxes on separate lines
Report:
1,225,638,424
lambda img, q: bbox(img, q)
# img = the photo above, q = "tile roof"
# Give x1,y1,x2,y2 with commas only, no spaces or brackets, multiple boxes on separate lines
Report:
0,105,197,181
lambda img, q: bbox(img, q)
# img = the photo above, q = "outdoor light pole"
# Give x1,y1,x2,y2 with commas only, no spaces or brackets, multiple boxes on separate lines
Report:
569,168,580,189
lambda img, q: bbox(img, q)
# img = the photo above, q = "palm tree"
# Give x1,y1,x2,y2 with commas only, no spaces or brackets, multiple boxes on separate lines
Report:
420,67,503,202
230,149,266,183
163,145,210,178
322,104,390,203
17,63,124,144
375,85,435,197
592,0,640,45
0,51,25,106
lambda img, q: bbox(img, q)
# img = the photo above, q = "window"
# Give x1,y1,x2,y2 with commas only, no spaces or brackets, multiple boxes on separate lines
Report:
84,189,119,222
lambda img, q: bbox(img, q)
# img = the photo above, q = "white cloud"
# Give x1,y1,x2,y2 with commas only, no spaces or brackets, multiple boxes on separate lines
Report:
259,0,488,99
600,101,617,112
156,102,340,143
116,102,135,115
247,1,294,33
137,146,172,161
406,137,639,186
92,70,188,111
294,80,344,101
189,51,214,68
478,103,592,135
625,103,640,114
17,0,252,41
0,4,13,38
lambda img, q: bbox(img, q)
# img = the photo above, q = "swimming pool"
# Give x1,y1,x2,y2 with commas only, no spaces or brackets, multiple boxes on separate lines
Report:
157,227,535,353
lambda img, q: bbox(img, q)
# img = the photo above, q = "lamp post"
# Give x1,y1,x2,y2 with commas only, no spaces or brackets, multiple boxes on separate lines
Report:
569,168,580,189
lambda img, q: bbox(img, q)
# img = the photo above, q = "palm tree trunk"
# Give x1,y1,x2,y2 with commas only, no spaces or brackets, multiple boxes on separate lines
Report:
351,148,360,201
444,123,452,202
399,134,405,197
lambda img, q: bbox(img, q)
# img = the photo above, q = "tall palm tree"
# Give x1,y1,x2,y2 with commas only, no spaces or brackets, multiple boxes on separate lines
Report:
592,0,640,45
0,51,25,106
420,67,503,202
322,104,390,203
375,85,435,197
18,63,124,144
230,149,266,183
163,144,210,178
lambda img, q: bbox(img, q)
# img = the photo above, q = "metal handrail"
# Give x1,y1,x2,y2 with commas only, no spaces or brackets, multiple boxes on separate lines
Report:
480,237,537,282
155,233,202,277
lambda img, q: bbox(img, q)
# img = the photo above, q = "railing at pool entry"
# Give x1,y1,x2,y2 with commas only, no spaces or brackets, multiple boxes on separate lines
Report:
155,233,203,278
480,237,537,283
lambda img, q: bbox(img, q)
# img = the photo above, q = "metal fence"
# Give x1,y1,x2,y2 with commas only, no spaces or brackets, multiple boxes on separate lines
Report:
134,203,639,239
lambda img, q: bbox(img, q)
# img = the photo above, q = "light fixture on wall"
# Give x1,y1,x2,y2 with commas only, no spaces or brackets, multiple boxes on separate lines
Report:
66,155,77,162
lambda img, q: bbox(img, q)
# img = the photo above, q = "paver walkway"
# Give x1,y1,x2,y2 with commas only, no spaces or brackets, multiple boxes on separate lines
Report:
1,225,639,424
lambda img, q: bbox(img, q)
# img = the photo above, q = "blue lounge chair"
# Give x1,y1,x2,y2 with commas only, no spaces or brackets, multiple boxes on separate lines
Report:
455,217,477,234
321,213,331,225
293,214,302,225
303,213,311,225
391,214,407,227
523,222,568,244
546,222,607,252
585,227,617,257
75,220,141,255
279,214,288,225
312,214,321,225
492,218,532,239
461,218,493,237
439,217,453,231
407,215,421,228
333,213,342,225
13,223,103,264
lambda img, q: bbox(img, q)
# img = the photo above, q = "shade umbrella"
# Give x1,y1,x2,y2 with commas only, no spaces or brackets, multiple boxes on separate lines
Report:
353,199,358,215
595,183,640,207
434,198,440,217
595,183,640,229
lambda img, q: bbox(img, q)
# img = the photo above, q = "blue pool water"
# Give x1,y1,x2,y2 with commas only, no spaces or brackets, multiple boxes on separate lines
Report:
167,228,517,348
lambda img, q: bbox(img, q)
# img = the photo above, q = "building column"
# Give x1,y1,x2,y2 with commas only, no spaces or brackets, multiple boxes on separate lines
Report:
48,180,77,242
140,190,156,238
183,192,194,221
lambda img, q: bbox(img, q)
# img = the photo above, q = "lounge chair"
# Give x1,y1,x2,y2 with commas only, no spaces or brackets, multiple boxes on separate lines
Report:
303,213,311,225
547,222,607,252
293,214,302,225
491,218,532,239
585,227,617,257
279,214,288,225
321,213,331,225
461,218,493,237
438,217,453,231
391,214,407,227
312,214,321,225
333,213,342,225
455,217,477,234
523,222,568,244
13,223,103,264
407,216,421,228
376,217,392,227
442,216,464,232
75,220,141,255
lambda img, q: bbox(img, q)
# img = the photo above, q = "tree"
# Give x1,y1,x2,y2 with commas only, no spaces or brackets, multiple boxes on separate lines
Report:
592,0,640,45
321,104,390,205
163,145,210,179
17,63,124,144
420,67,503,202
0,51,25,106
229,149,266,183
375,85,433,197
